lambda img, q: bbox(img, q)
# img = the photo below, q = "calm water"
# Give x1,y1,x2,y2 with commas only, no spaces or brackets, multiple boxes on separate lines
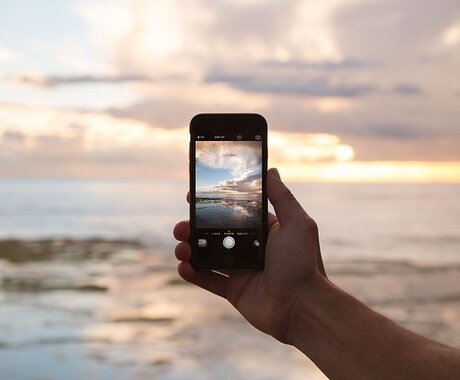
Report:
1,179,460,380
196,198,262,228
0,179,188,249
1,179,460,263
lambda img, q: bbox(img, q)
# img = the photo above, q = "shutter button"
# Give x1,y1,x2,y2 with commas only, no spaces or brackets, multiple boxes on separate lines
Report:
223,236,235,249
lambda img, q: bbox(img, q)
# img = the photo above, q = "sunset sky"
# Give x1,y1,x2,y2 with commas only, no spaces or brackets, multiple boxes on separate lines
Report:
1,0,460,182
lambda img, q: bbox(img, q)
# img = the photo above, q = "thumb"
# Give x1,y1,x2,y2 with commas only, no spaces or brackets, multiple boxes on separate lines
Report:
267,168,305,225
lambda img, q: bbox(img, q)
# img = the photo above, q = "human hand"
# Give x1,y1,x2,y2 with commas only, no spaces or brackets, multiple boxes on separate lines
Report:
173,168,327,343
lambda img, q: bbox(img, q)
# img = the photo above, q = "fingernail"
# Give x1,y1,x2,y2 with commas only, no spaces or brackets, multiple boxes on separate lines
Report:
272,168,281,180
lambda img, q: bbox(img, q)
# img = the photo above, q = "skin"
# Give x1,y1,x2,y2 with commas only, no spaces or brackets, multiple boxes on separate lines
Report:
173,168,460,379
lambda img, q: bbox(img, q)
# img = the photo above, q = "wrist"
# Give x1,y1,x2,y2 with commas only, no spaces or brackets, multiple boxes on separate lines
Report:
285,272,333,347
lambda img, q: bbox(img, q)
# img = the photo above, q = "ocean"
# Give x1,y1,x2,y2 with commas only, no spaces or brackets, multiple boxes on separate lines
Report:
0,178,187,247
1,179,459,263
0,179,459,380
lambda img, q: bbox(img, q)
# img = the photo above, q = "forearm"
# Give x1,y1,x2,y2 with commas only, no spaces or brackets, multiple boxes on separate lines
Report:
287,275,460,380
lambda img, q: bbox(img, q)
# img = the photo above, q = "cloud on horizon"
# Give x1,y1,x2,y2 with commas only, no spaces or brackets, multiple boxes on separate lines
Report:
212,173,262,195
4,73,153,88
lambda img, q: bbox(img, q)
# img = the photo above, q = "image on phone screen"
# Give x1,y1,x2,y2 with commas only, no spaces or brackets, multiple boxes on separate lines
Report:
190,114,267,270
196,140,262,229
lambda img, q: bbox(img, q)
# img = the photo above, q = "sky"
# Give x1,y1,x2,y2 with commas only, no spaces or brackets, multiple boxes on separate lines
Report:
196,141,262,194
1,0,460,182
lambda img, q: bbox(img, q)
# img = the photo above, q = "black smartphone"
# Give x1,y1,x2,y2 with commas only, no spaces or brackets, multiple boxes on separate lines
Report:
189,113,268,270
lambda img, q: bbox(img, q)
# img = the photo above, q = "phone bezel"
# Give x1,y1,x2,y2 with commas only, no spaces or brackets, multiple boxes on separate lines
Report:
189,113,268,270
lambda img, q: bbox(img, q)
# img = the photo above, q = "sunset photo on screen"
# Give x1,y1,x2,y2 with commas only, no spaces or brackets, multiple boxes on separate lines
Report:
195,140,262,229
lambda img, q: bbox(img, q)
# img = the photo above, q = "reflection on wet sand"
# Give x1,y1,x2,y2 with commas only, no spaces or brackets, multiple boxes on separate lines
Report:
1,240,459,379
196,197,262,228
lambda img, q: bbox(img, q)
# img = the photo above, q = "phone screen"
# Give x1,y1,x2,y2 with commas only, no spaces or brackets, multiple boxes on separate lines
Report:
190,114,267,270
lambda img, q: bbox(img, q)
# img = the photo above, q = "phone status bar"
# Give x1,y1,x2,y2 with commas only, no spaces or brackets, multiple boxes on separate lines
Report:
196,134,262,141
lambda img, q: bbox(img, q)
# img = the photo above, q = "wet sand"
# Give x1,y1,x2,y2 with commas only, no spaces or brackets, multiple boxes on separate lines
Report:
196,198,262,229
0,239,459,379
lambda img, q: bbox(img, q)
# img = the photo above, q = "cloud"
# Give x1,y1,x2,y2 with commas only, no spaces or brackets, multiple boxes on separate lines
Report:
258,58,378,71
2,0,460,177
443,22,460,47
0,103,188,177
205,70,376,97
392,83,423,95
0,47,16,63
196,140,261,180
76,0,346,78
2,130,25,142
0,103,361,178
333,0,460,61
6,73,153,88
341,133,460,161
107,97,201,129
214,173,262,194
68,0,460,136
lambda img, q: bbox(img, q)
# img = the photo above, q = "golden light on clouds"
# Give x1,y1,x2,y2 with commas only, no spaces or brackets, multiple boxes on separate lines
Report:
443,23,460,47
0,102,458,182
268,132,459,182
269,132,355,163
312,97,356,113
277,161,460,183
335,145,355,161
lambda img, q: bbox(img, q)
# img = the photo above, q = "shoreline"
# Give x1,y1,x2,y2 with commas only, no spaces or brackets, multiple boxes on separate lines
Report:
0,238,459,379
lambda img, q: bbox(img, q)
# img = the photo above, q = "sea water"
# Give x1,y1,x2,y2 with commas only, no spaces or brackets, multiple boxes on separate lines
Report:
1,179,459,263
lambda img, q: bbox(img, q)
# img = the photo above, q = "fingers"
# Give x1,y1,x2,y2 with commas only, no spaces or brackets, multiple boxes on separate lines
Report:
175,241,191,261
178,261,229,299
267,168,305,225
173,220,190,241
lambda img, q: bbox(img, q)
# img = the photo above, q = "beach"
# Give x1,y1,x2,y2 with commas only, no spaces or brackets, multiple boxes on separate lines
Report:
1,239,459,379
0,180,459,379
196,196,262,229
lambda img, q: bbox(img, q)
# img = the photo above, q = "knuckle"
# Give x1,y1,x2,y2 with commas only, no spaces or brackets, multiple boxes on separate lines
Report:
274,187,296,206
282,188,297,201
297,215,318,235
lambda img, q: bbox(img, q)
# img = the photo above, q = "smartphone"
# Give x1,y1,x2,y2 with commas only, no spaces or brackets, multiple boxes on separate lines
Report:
189,113,268,270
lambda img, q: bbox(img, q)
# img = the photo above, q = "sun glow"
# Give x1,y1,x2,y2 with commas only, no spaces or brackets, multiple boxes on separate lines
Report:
269,132,355,163
1,104,458,182
443,23,460,47
142,2,181,58
335,145,355,161
266,131,459,183
276,161,460,183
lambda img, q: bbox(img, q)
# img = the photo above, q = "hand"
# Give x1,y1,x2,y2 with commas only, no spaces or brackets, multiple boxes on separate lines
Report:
173,168,327,343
